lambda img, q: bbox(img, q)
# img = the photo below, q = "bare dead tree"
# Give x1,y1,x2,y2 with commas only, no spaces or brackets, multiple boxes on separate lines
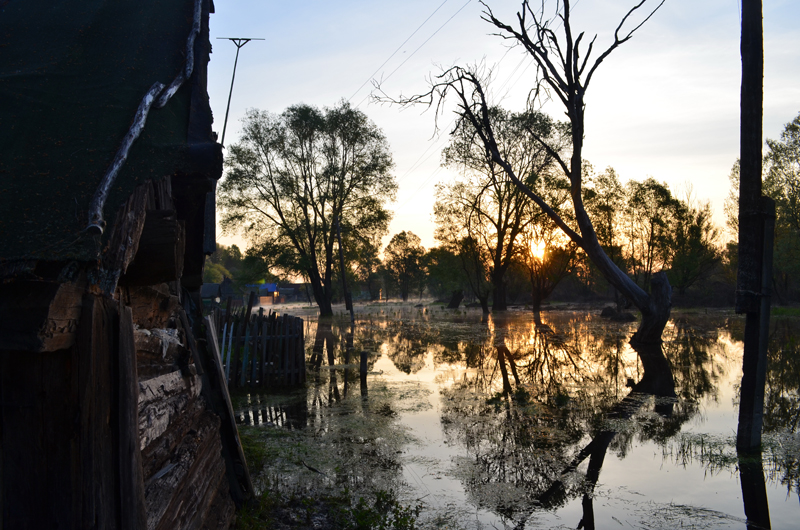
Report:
376,0,669,344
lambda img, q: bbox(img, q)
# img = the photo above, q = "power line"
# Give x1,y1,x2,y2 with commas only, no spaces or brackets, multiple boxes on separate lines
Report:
396,166,445,211
354,0,474,110
393,0,583,206
348,0,451,103
378,0,473,88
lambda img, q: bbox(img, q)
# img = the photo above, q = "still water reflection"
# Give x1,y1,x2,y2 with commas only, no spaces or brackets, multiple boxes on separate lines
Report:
236,304,800,529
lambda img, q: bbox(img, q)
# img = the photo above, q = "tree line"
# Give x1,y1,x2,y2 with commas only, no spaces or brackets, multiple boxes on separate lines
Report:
215,102,799,316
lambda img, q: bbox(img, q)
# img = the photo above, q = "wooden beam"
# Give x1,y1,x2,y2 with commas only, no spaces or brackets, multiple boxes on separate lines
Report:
203,317,255,506
75,294,121,527
118,305,147,530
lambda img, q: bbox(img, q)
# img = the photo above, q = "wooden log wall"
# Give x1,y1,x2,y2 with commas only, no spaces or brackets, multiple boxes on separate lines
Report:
211,302,306,391
130,284,241,529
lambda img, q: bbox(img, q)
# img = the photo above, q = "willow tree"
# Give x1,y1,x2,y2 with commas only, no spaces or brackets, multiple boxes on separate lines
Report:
383,231,426,302
384,0,669,345
219,101,396,315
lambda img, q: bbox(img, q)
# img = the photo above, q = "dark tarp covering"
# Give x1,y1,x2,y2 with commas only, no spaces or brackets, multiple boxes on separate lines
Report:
0,0,201,262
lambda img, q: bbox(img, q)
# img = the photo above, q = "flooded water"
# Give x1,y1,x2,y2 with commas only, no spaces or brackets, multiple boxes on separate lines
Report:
234,303,800,529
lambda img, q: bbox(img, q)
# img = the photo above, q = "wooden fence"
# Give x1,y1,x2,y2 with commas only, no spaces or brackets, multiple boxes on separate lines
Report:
210,297,305,389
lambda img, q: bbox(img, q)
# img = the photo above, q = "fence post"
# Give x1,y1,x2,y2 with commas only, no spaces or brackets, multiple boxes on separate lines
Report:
360,351,368,397
258,319,267,388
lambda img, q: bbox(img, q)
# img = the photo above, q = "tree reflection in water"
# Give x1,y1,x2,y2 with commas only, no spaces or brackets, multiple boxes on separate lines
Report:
436,312,684,528
293,308,800,527
453,312,800,528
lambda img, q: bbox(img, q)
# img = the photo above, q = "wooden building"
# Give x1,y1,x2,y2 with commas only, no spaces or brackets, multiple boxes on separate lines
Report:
0,1,250,528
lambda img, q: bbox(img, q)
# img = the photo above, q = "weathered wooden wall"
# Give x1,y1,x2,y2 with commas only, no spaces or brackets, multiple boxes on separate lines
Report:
0,0,239,524
0,287,238,530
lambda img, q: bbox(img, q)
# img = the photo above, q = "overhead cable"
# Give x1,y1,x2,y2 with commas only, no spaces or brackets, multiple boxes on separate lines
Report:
348,0,451,103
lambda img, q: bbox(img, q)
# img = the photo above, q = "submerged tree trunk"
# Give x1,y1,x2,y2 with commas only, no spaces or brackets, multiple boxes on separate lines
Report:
478,295,490,315
491,274,507,311
446,289,464,309
497,347,513,395
307,270,333,316
531,291,543,325
311,318,334,371
494,315,519,393
522,340,676,523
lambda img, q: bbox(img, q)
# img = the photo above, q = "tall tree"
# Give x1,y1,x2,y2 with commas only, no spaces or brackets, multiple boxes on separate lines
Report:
665,199,721,296
383,231,426,302
726,113,800,303
425,246,468,302
218,101,396,315
584,167,628,306
387,0,669,344
436,107,569,311
765,113,800,302
622,178,681,291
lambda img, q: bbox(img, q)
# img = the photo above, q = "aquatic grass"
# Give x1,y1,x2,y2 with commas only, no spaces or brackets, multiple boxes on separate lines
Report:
773,306,800,317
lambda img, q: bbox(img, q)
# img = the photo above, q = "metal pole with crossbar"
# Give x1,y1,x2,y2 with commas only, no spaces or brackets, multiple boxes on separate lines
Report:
217,37,264,147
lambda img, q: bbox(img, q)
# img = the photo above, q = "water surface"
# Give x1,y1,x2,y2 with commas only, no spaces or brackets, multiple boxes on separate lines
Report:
235,303,800,529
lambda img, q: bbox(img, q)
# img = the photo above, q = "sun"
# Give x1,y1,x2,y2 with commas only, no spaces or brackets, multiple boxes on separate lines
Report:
531,241,546,261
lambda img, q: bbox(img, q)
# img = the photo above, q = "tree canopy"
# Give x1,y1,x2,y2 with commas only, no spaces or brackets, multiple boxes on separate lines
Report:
383,231,426,301
390,0,669,343
218,101,396,315
726,112,800,302
435,107,569,312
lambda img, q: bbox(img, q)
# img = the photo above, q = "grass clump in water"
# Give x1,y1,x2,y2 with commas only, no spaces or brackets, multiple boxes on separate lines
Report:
236,485,421,530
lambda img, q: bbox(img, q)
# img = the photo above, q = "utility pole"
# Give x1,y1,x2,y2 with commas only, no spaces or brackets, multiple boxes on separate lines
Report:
736,0,772,454
217,37,264,147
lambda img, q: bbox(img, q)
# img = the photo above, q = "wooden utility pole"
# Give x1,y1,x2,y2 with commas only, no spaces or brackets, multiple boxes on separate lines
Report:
736,0,772,454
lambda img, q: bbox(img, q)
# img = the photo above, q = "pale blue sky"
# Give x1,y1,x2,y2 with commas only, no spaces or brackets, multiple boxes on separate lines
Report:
208,0,800,251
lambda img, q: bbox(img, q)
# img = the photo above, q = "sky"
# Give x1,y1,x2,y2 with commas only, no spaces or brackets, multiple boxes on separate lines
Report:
207,0,800,252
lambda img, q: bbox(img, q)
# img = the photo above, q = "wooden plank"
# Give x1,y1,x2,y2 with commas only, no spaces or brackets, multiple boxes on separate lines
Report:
118,304,147,530
127,284,179,329
203,189,216,255
269,313,277,383
259,319,268,388
204,317,255,506
220,321,228,375
300,317,306,384
225,317,235,384
234,292,256,388
103,182,149,279
290,318,298,385
300,318,305,383
281,315,289,385
230,319,242,389
240,320,253,387
249,318,259,387
76,294,120,528
293,318,298,384
224,296,232,326
178,308,204,376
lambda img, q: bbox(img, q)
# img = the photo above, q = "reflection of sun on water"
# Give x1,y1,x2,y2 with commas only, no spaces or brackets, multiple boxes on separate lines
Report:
531,241,546,260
